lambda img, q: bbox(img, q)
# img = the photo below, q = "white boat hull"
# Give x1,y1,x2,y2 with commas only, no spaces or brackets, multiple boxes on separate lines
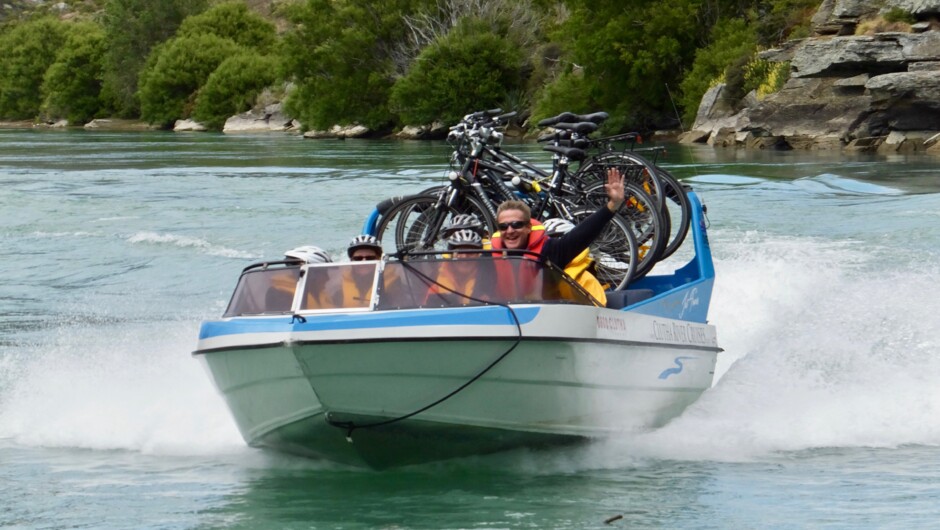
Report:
196,304,718,467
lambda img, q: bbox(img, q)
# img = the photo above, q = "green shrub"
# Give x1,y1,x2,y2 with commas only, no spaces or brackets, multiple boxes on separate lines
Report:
531,69,595,124
389,18,525,125
177,1,277,52
101,0,209,117
137,33,243,127
41,22,108,124
281,0,430,130
193,53,278,130
678,18,758,126
883,7,916,24
0,17,70,119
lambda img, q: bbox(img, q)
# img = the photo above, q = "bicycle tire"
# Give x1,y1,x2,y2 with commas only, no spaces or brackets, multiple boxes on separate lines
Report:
375,193,495,255
583,181,666,279
568,208,638,290
655,167,691,260
575,151,666,211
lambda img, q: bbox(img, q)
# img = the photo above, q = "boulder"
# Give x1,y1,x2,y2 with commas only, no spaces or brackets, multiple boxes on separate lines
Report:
223,103,297,133
174,119,206,132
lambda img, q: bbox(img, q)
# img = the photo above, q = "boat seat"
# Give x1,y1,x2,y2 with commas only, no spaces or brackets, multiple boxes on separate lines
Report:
604,289,654,309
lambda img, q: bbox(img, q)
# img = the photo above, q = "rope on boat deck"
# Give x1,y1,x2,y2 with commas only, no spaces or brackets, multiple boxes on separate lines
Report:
325,259,523,442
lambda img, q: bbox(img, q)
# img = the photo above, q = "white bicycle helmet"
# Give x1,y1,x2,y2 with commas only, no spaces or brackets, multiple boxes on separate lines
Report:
346,234,382,257
542,218,575,237
447,229,483,249
443,213,485,236
284,245,332,264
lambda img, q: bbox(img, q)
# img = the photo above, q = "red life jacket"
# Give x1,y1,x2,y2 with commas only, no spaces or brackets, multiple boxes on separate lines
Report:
488,220,548,301
488,219,547,257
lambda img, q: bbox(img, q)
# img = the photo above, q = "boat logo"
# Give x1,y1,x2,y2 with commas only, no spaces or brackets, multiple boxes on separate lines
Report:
678,287,700,319
658,356,696,379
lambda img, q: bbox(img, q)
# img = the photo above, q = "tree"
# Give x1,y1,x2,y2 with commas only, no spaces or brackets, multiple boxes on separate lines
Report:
390,18,525,125
281,0,433,130
177,1,277,52
41,21,108,124
542,0,706,132
193,53,278,130
0,17,70,120
137,33,243,127
101,0,208,117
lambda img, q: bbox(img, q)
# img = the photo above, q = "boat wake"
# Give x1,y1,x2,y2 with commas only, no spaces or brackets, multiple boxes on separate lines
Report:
594,229,940,464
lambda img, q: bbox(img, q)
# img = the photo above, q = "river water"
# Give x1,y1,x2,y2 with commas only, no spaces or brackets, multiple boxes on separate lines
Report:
2,129,939,529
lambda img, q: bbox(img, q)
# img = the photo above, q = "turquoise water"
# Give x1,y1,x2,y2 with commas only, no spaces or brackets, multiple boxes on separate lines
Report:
2,129,940,528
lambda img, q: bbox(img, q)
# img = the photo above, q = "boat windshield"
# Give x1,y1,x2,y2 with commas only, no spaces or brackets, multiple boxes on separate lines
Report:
223,262,302,317
375,255,597,310
223,255,596,317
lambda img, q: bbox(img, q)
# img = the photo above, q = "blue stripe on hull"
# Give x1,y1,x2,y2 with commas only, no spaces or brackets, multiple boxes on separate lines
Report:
199,305,541,340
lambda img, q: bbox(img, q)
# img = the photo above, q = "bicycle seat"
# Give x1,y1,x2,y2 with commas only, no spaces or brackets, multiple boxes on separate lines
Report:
551,121,598,135
542,145,586,161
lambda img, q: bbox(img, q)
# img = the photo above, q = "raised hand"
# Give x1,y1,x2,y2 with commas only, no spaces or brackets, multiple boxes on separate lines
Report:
604,167,625,212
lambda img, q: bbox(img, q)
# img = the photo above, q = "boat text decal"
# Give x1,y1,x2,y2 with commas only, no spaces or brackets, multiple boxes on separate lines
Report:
650,319,714,346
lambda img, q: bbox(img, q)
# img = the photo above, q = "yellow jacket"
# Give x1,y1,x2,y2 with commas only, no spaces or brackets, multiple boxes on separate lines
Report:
561,248,607,306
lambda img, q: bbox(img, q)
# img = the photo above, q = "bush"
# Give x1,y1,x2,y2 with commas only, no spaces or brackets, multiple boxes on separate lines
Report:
177,1,277,52
41,22,108,124
389,18,525,125
101,0,209,117
531,69,595,124
193,53,278,130
0,17,70,119
281,0,430,130
138,33,243,127
678,18,758,126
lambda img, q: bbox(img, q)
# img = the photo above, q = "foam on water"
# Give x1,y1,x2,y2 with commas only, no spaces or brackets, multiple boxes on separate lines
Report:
595,229,940,464
126,231,258,259
0,320,246,456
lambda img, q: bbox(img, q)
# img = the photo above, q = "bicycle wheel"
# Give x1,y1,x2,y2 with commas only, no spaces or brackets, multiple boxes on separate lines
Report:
656,167,691,260
375,192,495,255
569,208,638,290
583,181,666,279
575,152,666,211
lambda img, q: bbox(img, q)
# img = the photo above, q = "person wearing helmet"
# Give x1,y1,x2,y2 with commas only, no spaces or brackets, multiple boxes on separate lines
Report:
424,229,489,306
346,234,383,261
543,219,607,305
306,234,383,309
442,213,486,238
267,245,332,311
284,245,333,264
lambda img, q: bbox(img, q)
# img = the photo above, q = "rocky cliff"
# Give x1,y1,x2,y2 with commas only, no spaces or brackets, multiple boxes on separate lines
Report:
682,0,940,153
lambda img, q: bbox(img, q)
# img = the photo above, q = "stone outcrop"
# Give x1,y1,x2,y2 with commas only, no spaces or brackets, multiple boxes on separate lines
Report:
302,124,371,139
683,0,940,151
222,103,300,134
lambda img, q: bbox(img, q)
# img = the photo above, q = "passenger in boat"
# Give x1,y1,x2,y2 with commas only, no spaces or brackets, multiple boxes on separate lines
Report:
490,167,625,268
311,234,382,308
542,218,607,306
424,229,491,306
274,245,332,311
441,212,489,244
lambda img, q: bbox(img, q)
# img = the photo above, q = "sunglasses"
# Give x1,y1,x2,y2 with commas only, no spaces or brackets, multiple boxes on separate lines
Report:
351,255,378,261
497,220,527,231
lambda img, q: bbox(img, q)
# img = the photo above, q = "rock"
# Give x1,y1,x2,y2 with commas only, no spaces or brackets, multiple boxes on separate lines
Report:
909,61,940,70
223,104,297,133
83,119,151,130
678,130,710,144
303,124,371,139
925,131,940,147
174,119,206,132
845,136,884,151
